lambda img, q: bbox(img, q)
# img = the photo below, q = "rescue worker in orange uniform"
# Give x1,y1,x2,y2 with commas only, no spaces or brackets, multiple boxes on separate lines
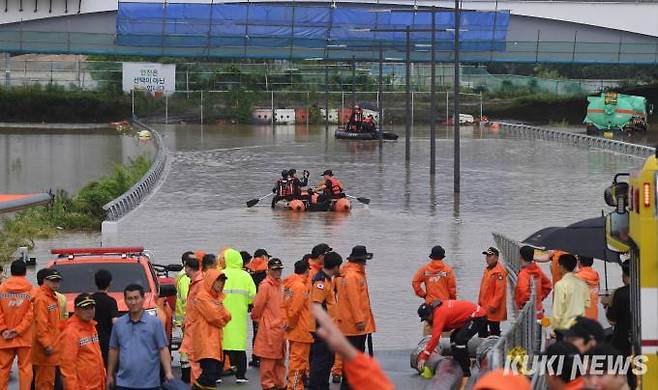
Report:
515,246,553,319
308,251,343,390
416,299,487,378
309,243,332,281
59,293,105,390
32,268,63,389
336,246,376,390
311,305,395,390
247,248,270,368
536,249,567,286
0,260,36,390
575,255,600,321
188,268,232,389
252,258,287,390
477,247,507,337
412,245,457,334
284,260,313,390
179,257,204,383
316,170,344,201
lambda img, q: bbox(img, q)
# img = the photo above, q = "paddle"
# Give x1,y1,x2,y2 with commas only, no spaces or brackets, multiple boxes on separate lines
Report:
345,194,370,205
246,193,274,208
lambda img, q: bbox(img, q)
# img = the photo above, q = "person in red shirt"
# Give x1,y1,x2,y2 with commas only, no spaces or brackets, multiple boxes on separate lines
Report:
478,247,507,337
416,299,487,377
514,246,552,319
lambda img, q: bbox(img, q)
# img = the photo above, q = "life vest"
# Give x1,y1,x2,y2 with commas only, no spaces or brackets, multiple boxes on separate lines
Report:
326,177,343,197
277,178,292,197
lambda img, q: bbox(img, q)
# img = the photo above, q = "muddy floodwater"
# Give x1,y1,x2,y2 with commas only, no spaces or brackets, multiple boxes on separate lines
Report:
0,127,155,194
76,123,629,350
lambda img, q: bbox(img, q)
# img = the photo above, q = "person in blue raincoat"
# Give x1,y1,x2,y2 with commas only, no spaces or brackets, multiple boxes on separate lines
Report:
222,248,257,383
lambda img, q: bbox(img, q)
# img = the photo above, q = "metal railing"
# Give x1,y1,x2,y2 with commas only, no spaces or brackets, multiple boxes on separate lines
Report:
493,232,522,279
497,122,656,159
487,280,539,370
102,119,167,221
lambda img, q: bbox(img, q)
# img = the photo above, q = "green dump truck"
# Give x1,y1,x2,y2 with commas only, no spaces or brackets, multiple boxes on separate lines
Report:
584,92,651,134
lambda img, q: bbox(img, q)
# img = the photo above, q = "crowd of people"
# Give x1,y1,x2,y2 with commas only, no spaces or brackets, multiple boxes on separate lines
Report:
411,244,633,390
0,240,634,390
272,169,345,210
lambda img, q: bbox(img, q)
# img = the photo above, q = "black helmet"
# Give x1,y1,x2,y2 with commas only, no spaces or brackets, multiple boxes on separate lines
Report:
281,170,289,178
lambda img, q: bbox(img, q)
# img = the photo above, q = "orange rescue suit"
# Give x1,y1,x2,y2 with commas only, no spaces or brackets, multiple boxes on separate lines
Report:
31,284,61,366
252,275,286,389
252,275,286,359
188,269,231,362
308,258,323,282
283,274,313,390
336,262,376,336
343,352,395,390
478,261,508,322
324,177,343,197
549,250,566,285
0,276,36,390
576,266,600,320
59,316,106,390
412,260,457,303
514,263,552,319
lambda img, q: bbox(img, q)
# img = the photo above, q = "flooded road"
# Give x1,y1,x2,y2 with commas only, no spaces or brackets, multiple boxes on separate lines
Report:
0,127,155,194
93,123,636,350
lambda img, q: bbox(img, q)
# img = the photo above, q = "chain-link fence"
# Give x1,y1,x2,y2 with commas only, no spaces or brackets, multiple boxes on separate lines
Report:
0,56,621,97
129,88,487,126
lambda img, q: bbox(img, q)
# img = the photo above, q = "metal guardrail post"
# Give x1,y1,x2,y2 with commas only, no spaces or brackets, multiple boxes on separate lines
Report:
102,119,167,221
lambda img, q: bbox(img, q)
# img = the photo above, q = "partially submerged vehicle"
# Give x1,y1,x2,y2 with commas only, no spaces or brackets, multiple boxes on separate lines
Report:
584,91,651,134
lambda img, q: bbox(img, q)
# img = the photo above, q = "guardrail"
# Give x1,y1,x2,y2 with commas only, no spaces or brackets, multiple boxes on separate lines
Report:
102,119,167,221
486,280,539,371
497,122,656,159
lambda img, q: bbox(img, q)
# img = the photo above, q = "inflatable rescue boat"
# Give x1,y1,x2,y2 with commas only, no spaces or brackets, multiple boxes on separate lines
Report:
335,129,399,141
273,197,351,212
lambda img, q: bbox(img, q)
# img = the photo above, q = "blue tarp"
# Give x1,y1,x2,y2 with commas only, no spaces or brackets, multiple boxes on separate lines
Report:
116,2,509,60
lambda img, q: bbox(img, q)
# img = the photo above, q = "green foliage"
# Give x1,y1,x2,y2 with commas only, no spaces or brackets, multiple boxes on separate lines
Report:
224,87,262,123
0,156,152,263
0,84,130,122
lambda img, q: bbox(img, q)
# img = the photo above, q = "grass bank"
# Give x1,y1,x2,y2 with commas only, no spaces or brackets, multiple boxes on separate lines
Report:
0,156,151,263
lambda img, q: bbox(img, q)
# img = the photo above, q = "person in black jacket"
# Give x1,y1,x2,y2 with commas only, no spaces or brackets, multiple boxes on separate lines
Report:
90,269,119,365
604,260,634,388
289,169,310,201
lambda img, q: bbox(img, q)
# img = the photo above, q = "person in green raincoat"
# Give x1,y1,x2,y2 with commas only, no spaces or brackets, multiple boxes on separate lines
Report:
222,248,257,383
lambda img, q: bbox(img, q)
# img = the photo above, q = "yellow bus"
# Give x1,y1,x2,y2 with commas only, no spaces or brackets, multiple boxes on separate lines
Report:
605,150,658,388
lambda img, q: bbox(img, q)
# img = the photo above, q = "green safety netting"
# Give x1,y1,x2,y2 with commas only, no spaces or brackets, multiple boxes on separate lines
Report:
116,2,510,61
